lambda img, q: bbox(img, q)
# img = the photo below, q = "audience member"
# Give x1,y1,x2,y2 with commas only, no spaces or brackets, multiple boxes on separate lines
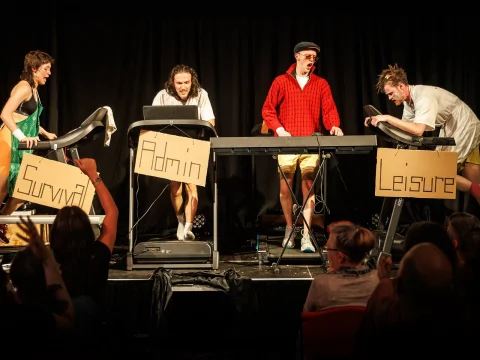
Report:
303,221,378,311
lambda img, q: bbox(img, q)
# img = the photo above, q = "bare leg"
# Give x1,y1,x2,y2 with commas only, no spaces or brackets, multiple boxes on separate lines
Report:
279,174,295,228
184,183,198,223
280,173,296,248
170,181,185,240
299,172,315,252
456,174,472,192
0,174,8,210
301,173,315,234
170,181,183,215
1,197,24,216
183,183,198,240
0,175,10,243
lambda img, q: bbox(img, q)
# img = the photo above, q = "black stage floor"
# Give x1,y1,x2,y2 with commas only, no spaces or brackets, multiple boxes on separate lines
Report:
104,240,326,360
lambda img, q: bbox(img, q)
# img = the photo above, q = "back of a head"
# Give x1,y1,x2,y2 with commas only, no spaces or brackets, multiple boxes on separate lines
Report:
404,221,457,267
50,206,95,296
448,212,480,256
9,248,47,305
329,221,377,263
50,205,95,262
398,242,453,306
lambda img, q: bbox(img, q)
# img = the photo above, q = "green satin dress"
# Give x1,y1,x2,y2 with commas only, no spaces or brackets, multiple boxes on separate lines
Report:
8,102,42,196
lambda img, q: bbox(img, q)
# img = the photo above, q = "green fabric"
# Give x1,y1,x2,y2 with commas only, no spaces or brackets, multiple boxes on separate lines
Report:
8,103,42,196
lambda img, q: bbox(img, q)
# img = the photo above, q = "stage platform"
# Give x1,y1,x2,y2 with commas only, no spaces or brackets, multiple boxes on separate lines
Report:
104,243,325,359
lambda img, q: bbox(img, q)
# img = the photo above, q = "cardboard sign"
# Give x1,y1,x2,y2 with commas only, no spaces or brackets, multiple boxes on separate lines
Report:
375,148,457,199
13,153,96,213
134,131,210,187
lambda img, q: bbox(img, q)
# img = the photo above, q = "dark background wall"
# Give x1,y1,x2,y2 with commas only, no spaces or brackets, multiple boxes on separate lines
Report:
2,14,479,252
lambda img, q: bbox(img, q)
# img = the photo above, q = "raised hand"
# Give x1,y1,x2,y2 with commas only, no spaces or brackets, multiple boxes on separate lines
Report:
73,158,98,179
16,216,50,262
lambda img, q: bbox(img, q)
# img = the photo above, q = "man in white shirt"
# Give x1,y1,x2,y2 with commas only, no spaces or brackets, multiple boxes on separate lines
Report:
366,64,480,204
152,64,215,240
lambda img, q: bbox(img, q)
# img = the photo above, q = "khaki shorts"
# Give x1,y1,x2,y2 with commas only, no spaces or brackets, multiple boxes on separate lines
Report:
277,154,319,175
458,143,480,173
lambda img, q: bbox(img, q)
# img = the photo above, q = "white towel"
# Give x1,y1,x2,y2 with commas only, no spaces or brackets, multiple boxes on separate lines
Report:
102,106,117,146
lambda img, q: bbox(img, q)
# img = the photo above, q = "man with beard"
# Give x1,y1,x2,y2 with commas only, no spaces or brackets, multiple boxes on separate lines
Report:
366,64,480,204
152,64,215,241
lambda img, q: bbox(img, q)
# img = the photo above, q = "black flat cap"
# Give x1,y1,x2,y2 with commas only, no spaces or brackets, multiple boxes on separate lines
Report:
293,41,320,54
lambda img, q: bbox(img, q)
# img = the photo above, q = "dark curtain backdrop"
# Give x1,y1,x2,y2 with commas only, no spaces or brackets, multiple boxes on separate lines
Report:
2,14,479,252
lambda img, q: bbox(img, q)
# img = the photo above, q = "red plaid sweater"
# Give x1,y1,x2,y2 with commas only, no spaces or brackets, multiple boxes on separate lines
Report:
262,64,340,136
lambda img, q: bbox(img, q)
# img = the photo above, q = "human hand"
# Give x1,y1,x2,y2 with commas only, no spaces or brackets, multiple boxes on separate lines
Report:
74,158,98,179
377,253,392,280
44,131,57,140
16,216,51,262
368,115,389,127
330,126,343,136
277,129,291,137
20,136,40,149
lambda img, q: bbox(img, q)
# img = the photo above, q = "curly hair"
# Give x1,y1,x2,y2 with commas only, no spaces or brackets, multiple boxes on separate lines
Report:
164,64,201,99
375,64,409,94
20,50,55,87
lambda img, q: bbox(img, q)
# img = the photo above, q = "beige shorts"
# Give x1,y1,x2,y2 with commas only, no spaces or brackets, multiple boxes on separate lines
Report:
458,143,480,173
277,154,319,175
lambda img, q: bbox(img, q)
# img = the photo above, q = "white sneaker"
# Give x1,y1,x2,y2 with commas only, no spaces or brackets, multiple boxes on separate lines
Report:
184,229,195,240
301,233,315,253
177,222,185,241
282,226,296,249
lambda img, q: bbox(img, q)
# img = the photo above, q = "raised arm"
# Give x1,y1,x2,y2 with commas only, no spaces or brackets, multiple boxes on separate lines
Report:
17,216,75,330
74,158,119,253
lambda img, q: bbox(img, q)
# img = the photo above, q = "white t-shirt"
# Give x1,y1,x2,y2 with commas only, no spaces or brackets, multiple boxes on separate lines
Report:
402,85,480,163
296,74,309,89
152,88,215,122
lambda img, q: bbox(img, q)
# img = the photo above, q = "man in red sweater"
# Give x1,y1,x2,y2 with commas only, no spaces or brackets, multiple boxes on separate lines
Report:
262,41,344,252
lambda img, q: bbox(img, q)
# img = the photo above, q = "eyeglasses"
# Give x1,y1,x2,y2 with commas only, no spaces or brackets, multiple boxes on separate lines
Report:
324,247,341,252
297,53,318,62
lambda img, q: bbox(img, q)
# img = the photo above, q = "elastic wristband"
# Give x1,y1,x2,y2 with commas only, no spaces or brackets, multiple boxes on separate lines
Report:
12,128,26,141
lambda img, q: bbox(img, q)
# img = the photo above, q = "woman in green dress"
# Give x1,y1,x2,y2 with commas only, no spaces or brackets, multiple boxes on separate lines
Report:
0,50,57,241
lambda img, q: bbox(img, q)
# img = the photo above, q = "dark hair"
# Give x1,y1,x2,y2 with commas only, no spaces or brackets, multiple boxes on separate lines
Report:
404,221,457,268
329,222,376,263
164,64,201,99
448,212,480,254
397,243,454,311
49,206,95,296
20,50,55,87
0,266,10,306
9,248,68,314
375,63,409,94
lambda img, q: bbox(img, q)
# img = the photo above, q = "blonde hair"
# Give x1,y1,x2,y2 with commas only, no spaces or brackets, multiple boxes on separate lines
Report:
375,64,409,93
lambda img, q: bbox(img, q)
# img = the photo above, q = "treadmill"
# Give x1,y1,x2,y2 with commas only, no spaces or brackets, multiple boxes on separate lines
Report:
363,104,456,264
0,107,109,246
126,118,218,270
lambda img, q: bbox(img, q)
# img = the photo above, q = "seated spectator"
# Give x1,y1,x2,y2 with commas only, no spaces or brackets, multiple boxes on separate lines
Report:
446,211,480,267
359,221,459,333
303,221,378,311
447,212,480,336
356,242,461,358
48,158,118,340
5,216,75,353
